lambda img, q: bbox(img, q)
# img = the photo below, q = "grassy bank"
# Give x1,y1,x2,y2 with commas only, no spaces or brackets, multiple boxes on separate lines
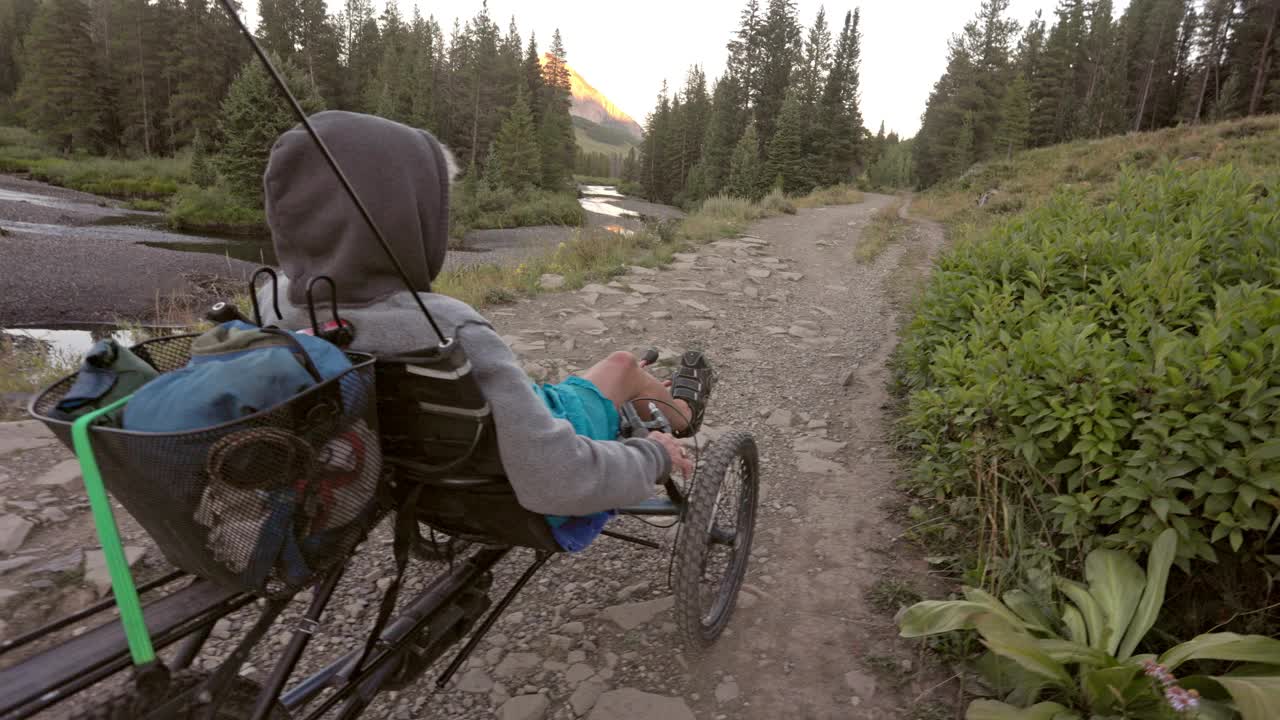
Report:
0,126,188,199
450,186,584,240
894,116,1280,650
167,186,266,235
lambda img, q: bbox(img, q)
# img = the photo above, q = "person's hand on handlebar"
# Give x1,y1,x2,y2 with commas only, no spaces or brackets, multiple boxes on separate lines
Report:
650,431,693,479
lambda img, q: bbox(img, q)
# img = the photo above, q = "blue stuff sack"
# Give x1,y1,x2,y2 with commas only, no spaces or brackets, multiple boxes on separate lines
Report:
123,321,352,433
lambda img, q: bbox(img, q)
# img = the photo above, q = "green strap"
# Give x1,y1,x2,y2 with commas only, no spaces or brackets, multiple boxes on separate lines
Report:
70,396,156,666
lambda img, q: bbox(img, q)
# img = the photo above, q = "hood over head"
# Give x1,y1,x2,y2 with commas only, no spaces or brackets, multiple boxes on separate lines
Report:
264,110,456,306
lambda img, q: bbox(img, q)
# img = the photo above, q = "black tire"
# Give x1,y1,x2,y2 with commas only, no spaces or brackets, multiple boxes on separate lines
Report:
673,430,759,649
70,669,288,720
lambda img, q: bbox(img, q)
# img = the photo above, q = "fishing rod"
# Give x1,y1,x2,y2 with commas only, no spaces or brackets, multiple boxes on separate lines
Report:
214,0,447,345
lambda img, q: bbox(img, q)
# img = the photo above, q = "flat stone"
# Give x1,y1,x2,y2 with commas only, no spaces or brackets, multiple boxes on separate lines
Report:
561,621,585,635
795,453,843,475
737,591,758,609
730,349,762,361
649,311,672,319
565,315,607,336
672,253,700,262
687,320,715,331
539,273,566,290
844,669,878,700
494,652,543,678
747,268,771,279
565,662,595,685
511,340,547,353
581,283,624,295
32,549,82,575
793,436,847,457
34,459,83,492
0,589,19,609
571,680,607,715
743,285,759,298
499,694,549,720
779,272,804,281
628,284,662,294
0,421,58,457
457,668,494,693
618,580,649,601
602,595,673,630
40,507,69,523
84,546,147,595
0,515,34,554
587,688,695,720
0,556,36,574
715,677,740,704
567,650,587,664
765,409,793,428
543,659,567,672
669,262,695,271
788,323,822,339
628,265,658,276
676,299,710,313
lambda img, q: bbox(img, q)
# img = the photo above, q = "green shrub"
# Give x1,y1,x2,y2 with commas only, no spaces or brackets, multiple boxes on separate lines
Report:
167,185,266,235
450,186,584,237
897,164,1280,574
793,183,865,208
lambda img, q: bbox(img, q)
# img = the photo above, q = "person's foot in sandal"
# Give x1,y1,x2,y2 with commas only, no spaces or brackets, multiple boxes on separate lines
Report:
670,350,715,438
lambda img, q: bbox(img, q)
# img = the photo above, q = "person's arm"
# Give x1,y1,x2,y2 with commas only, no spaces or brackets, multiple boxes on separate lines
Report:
457,322,672,516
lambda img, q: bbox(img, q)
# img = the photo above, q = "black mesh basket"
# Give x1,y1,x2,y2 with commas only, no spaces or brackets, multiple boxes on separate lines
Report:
29,334,384,598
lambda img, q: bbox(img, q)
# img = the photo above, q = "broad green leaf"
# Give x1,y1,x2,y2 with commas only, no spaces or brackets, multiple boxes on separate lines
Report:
974,651,1048,704
1082,664,1141,712
965,587,1034,630
1003,590,1054,634
899,600,994,637
966,699,1071,720
1161,634,1280,670
1117,528,1177,660
1085,548,1145,655
1062,605,1088,645
1057,579,1109,651
1036,639,1114,667
1212,675,1280,720
976,616,1074,688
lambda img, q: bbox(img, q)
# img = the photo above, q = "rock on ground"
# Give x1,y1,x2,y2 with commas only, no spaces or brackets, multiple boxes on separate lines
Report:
587,688,695,720
83,546,147,595
0,514,34,554
499,694,550,720
601,595,673,630
570,680,607,715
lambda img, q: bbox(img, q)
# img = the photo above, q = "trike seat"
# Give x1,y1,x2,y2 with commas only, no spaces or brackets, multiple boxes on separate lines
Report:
374,342,563,553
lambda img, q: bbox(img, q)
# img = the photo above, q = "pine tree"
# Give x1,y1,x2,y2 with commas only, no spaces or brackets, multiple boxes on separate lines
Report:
726,0,764,108
765,90,805,193
639,81,671,201
813,9,863,185
537,29,574,189
0,0,40,103
523,33,543,126
215,53,323,204
489,86,540,190
727,121,763,199
190,128,215,187
754,0,801,144
993,72,1030,159
16,0,106,151
696,73,746,197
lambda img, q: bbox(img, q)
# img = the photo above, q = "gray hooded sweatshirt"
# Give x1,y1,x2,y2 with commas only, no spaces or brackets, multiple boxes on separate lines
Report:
257,111,670,516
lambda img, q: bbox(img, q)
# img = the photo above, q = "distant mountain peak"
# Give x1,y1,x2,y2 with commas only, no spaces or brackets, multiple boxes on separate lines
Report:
544,53,643,142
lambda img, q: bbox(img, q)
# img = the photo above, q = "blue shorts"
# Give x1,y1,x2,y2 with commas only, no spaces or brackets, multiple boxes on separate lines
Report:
531,376,620,552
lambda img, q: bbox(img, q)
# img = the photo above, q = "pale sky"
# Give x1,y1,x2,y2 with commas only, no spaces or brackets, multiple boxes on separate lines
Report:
240,0,1062,138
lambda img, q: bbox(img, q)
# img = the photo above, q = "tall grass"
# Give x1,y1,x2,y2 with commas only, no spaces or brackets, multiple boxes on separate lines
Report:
0,334,77,418
853,200,907,263
450,185,584,240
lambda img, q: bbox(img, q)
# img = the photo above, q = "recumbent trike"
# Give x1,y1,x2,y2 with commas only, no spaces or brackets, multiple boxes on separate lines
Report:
0,277,760,719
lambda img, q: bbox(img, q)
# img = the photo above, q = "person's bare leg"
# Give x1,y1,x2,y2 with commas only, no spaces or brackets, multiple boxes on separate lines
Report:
581,351,693,433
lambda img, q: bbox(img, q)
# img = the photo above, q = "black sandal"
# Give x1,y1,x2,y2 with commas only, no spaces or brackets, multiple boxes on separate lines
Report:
670,350,715,438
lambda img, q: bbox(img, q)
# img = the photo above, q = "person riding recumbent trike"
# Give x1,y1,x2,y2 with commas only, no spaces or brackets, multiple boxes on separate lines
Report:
0,290,760,720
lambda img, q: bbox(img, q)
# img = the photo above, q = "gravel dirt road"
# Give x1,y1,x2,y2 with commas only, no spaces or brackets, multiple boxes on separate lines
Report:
0,194,956,719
